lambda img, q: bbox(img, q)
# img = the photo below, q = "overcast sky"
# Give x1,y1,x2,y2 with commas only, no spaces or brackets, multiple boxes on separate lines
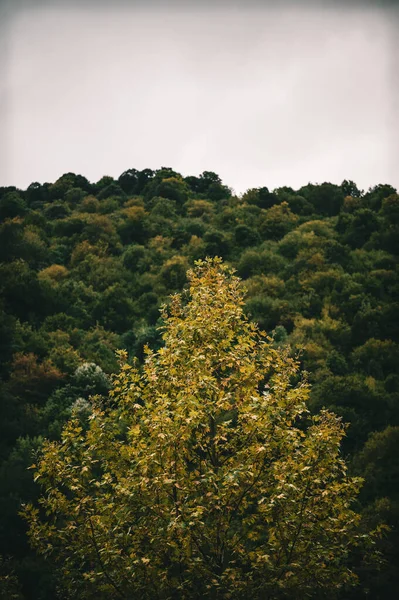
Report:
0,0,398,195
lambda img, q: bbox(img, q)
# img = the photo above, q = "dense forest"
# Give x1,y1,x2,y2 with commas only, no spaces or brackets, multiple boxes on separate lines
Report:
0,167,398,598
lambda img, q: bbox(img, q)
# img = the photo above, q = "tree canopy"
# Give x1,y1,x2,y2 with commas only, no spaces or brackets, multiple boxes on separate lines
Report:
0,170,398,598
24,259,376,599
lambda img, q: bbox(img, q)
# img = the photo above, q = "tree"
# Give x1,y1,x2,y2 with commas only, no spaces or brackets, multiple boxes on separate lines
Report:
24,258,377,599
118,168,139,195
299,183,344,217
343,209,380,249
48,173,91,201
44,201,71,220
185,171,226,197
0,192,27,220
259,202,298,240
242,187,279,210
234,224,261,248
364,184,396,211
341,180,363,199
159,255,189,290
352,427,399,599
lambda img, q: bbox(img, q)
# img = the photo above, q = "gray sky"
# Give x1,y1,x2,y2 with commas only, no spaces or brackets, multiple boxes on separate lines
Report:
1,0,398,195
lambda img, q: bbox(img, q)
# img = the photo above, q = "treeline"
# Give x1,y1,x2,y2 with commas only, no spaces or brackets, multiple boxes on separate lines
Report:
0,168,398,598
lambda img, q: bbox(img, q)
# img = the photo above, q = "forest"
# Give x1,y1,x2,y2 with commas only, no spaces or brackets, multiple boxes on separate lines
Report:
0,167,398,598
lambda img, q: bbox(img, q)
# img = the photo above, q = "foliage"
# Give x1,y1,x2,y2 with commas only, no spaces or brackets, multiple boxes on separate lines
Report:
0,170,397,598
24,259,376,599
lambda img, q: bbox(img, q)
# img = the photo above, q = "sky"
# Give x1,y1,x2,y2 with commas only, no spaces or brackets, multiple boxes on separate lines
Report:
0,0,398,195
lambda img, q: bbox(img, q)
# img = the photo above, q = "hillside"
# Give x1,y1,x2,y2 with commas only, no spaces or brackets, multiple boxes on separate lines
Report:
0,168,398,598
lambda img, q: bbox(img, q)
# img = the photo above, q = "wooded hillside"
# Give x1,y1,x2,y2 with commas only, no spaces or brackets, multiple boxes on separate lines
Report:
0,168,398,598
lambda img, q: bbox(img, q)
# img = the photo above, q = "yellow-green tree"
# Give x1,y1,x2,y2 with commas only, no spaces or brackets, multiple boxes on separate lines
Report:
24,259,375,599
